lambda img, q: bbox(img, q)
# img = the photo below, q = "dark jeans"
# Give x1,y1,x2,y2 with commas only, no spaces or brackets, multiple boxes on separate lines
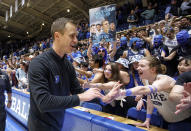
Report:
163,116,191,131
0,106,6,131
168,118,191,131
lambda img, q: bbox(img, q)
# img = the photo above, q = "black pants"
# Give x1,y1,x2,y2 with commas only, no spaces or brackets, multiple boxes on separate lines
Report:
0,106,6,131
102,96,137,117
114,96,137,117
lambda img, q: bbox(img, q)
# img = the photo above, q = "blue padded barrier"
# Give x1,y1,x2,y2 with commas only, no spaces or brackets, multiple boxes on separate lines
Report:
127,107,140,120
91,115,145,131
137,109,146,122
127,107,164,127
4,89,160,131
63,108,145,131
5,89,30,127
5,113,27,131
81,102,102,111
62,108,94,131
137,108,163,127
150,109,163,127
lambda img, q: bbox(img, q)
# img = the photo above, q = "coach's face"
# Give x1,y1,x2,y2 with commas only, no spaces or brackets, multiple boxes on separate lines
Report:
56,22,78,54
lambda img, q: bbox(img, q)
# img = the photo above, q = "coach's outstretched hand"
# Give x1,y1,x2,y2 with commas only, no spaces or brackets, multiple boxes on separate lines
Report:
78,88,104,102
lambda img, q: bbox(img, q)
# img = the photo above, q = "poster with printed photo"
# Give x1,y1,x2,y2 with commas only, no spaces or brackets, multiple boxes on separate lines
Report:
89,4,116,44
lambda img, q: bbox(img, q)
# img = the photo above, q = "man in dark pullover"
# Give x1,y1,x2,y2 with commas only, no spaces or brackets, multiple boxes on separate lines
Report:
28,17,103,131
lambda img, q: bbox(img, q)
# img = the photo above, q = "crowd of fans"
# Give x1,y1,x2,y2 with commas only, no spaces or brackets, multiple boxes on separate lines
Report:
76,0,191,40
1,0,191,58
0,0,191,130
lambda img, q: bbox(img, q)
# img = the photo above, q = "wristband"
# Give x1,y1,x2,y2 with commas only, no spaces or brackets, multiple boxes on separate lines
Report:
148,85,154,93
146,114,152,119
126,89,132,96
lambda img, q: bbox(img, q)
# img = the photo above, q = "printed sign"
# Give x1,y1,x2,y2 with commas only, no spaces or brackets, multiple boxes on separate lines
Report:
5,89,30,127
89,4,116,44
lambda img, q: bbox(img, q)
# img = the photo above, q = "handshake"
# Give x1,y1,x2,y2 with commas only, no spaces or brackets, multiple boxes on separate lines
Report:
79,82,125,103
102,82,127,103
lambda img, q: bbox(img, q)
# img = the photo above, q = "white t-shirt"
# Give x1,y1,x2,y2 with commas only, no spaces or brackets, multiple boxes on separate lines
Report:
149,75,191,122
164,37,178,53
